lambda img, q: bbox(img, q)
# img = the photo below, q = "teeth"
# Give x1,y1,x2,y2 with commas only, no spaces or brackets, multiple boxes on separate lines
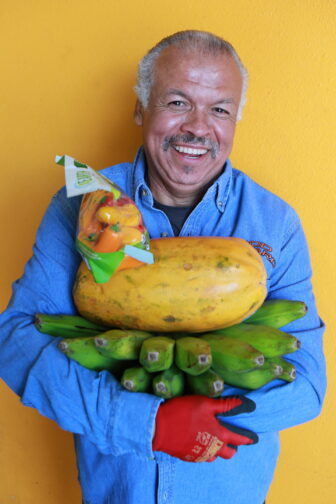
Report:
173,145,208,155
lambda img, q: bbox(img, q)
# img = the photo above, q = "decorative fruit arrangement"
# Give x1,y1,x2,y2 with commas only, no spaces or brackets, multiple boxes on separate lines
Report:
53,158,302,396
52,157,306,397
49,155,307,398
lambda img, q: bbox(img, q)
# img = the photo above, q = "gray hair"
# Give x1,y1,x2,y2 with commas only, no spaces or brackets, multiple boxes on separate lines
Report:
134,30,248,121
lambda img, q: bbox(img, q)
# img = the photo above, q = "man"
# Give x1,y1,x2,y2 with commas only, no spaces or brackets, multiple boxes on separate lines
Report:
0,30,326,504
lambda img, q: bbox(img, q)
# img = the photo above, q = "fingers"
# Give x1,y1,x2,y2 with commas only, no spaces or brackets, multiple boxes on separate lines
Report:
217,443,238,459
214,395,256,417
218,420,259,446
205,444,237,462
205,455,217,462
209,395,243,415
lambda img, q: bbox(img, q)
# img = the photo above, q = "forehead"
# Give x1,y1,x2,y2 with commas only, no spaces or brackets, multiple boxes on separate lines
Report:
151,46,242,98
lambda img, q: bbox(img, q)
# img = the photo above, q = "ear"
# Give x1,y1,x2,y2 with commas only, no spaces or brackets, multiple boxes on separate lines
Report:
134,99,144,126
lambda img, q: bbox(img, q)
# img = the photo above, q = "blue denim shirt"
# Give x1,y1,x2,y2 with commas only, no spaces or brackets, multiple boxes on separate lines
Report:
0,148,326,504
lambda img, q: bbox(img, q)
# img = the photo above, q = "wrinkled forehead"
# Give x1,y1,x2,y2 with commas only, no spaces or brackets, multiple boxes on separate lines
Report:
150,45,243,97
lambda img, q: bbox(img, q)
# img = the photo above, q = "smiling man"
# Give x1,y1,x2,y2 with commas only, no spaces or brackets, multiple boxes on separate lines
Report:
134,43,243,206
0,30,326,504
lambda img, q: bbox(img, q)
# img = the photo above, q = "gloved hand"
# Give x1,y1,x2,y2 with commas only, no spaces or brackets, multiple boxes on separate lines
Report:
152,395,258,462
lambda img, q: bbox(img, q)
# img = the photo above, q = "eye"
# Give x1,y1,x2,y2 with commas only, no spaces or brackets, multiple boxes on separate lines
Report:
168,100,188,109
213,107,230,116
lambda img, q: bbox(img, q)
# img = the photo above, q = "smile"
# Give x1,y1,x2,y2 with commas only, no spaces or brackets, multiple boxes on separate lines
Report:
173,145,208,156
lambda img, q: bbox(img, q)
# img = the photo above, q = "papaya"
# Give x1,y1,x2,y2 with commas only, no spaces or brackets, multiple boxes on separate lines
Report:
73,237,267,333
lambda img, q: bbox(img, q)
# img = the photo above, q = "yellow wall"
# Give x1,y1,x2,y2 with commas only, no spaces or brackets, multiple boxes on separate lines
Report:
0,1,335,502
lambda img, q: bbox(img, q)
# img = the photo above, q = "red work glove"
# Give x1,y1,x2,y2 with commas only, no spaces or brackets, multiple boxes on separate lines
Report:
153,395,258,462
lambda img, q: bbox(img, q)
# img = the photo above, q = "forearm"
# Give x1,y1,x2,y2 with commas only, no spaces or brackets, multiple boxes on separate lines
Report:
223,325,325,433
21,333,161,457
222,218,327,433
0,189,161,457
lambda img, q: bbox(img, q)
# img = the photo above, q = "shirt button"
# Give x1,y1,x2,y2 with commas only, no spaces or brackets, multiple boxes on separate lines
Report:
218,201,223,207
142,189,147,197
160,232,169,237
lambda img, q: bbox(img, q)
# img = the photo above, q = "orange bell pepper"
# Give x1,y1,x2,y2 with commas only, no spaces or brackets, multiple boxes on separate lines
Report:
94,227,122,253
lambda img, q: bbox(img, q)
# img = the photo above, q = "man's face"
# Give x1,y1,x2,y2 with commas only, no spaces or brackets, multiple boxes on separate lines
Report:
135,46,243,204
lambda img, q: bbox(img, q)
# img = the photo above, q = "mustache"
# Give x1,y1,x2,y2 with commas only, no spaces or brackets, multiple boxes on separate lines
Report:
162,135,219,158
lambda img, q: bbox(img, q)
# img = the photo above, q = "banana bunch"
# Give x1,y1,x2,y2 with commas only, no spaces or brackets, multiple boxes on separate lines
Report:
35,299,306,397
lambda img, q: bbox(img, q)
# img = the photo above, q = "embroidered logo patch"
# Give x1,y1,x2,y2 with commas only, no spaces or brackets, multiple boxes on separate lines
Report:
249,241,276,267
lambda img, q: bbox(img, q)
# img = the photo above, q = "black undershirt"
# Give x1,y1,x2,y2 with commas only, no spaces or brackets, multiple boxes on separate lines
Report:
153,200,193,236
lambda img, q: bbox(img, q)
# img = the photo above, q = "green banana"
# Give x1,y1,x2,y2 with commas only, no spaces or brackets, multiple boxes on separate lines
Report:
214,360,283,390
187,368,224,397
139,336,175,372
268,357,296,382
201,334,264,373
58,337,120,371
245,299,307,328
175,336,212,376
35,313,107,338
120,366,151,392
152,366,185,398
94,329,152,360
211,323,300,358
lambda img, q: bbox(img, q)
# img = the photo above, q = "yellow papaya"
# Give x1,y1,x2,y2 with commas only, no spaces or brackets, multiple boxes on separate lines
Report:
73,237,267,333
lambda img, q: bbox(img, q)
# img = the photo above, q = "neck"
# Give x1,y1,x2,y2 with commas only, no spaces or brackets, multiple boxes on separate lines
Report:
148,175,204,207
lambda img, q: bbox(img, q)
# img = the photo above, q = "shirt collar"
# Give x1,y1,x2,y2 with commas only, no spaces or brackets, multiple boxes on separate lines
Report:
203,158,233,213
132,147,153,206
132,146,232,212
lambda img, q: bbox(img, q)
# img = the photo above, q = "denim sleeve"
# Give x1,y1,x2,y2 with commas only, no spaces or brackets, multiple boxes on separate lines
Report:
0,189,161,457
222,210,327,433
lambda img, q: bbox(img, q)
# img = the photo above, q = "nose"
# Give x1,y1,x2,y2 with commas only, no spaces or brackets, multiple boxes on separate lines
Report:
180,107,210,138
